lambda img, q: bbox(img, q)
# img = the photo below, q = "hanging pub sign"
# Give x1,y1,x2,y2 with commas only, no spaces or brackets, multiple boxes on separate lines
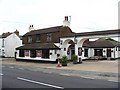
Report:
36,50,42,57
78,47,82,56
24,50,29,56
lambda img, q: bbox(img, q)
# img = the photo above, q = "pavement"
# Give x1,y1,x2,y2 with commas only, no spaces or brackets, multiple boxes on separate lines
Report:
1,58,120,82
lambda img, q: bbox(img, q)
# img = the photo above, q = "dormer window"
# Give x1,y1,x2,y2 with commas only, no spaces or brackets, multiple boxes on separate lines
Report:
36,34,41,42
28,35,32,43
47,33,52,42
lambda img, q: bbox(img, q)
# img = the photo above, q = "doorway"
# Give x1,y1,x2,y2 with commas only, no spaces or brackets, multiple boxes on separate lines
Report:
107,48,111,57
94,49,103,56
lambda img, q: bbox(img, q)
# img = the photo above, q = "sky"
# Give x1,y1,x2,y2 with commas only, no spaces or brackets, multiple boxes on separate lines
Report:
0,0,119,35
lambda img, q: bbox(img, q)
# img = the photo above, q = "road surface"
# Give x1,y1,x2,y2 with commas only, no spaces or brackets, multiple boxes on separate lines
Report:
1,64,119,89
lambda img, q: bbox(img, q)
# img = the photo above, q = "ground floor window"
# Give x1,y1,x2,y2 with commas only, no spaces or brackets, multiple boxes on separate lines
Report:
36,50,42,57
118,47,120,51
42,50,49,58
84,48,88,57
19,50,24,57
19,49,50,59
24,50,29,57
94,49,103,56
30,50,36,58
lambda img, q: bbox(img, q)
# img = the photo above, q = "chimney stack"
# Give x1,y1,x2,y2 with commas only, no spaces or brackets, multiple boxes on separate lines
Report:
65,16,68,21
63,16,70,27
29,25,34,31
14,30,19,36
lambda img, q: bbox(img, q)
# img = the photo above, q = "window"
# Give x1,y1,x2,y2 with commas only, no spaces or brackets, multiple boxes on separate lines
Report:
36,34,41,42
2,39,4,48
84,48,88,57
118,47,120,51
30,50,36,58
19,50,24,57
54,50,57,54
2,49,5,56
24,50,29,57
47,33,52,42
42,50,49,58
28,36,32,43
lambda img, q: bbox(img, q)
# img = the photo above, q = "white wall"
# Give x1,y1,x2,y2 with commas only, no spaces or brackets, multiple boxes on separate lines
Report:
49,50,61,61
88,48,94,57
115,47,120,58
0,38,5,57
0,39,2,56
4,33,22,57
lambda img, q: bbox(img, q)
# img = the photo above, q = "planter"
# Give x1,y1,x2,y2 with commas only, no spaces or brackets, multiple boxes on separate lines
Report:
73,61,77,64
61,55,68,66
62,63,67,66
72,54,78,64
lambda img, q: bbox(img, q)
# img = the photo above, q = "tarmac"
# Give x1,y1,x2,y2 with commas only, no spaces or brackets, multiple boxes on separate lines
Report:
1,58,120,82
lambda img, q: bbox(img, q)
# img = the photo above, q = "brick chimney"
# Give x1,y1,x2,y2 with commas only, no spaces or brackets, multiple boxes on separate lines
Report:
63,16,70,27
14,30,19,36
29,25,34,31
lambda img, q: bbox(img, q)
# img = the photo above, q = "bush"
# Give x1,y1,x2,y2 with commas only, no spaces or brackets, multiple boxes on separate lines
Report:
61,55,68,66
71,54,78,64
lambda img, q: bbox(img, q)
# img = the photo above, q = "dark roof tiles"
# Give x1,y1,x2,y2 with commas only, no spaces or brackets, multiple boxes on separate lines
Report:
62,29,120,37
2,32,12,38
23,26,72,36
83,38,120,48
16,43,60,50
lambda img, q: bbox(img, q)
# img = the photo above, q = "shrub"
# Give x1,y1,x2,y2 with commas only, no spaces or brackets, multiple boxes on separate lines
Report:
61,55,68,66
71,54,78,64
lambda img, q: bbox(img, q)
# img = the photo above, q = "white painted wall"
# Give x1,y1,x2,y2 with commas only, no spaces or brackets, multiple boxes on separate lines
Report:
0,38,5,57
103,48,106,57
115,47,120,58
50,50,61,61
88,48,94,57
4,33,22,57
0,39,2,56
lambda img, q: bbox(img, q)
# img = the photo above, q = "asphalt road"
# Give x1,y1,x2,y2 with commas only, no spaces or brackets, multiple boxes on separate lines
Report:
1,64,119,89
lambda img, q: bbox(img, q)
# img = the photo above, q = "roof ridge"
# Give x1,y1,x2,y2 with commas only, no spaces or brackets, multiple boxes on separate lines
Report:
36,25,62,31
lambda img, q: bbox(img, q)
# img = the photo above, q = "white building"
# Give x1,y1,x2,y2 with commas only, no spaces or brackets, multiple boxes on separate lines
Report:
0,30,22,57
16,16,120,62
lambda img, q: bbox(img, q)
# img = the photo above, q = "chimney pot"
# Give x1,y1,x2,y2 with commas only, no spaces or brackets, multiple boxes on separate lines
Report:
65,16,68,21
63,16,70,27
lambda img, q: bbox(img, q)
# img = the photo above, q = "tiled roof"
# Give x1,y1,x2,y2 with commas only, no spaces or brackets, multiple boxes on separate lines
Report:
23,26,72,36
1,32,22,39
62,29,120,37
16,43,60,50
2,32,12,38
83,38,120,48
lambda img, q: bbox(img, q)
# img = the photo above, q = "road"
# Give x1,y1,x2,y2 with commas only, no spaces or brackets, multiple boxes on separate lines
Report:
1,64,119,89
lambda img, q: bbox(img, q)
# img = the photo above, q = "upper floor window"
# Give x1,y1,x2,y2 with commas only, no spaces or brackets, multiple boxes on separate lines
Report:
28,36,32,43
2,39,5,48
36,34,41,42
47,33,52,42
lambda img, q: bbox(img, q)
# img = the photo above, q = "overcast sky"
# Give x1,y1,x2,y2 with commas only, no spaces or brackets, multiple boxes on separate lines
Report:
0,0,119,35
